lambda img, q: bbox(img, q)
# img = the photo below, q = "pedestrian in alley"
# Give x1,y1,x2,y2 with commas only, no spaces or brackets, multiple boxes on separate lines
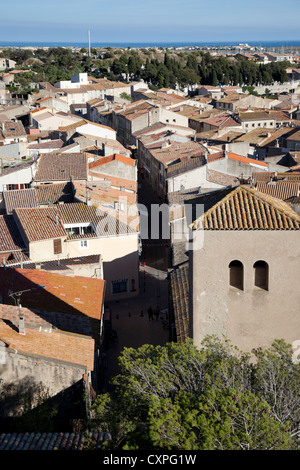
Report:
148,306,153,321
154,306,160,321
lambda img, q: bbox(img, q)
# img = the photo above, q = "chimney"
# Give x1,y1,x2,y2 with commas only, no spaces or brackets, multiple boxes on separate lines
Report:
18,304,25,335
55,214,59,226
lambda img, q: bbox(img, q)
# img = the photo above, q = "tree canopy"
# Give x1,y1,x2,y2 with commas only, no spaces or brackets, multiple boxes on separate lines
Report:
1,47,291,92
90,336,299,450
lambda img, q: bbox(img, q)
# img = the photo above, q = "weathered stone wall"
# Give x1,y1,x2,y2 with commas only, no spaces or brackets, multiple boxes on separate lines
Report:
0,345,87,419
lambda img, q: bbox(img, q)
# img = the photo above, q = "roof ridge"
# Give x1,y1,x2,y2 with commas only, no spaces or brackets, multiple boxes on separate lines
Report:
192,185,300,230
243,185,300,222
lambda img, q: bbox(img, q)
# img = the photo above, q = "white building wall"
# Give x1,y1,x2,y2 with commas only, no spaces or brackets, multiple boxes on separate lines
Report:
0,165,36,191
167,165,224,194
76,123,116,140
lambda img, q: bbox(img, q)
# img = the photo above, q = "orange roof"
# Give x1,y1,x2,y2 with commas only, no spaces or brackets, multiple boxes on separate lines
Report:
30,107,47,114
0,314,95,370
226,152,268,167
192,185,300,231
88,172,137,192
0,269,105,321
89,153,136,169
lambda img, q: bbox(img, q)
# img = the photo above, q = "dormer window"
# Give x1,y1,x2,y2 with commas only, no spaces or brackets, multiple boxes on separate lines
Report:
65,223,95,237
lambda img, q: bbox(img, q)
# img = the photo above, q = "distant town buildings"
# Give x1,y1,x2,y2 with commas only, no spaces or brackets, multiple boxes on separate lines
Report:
0,49,299,428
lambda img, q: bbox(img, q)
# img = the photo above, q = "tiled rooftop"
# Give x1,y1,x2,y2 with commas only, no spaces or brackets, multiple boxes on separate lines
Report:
0,432,111,450
0,214,26,253
191,185,300,231
0,311,95,371
0,161,35,177
226,152,268,168
0,268,105,321
170,263,189,343
3,188,38,214
12,201,136,243
35,182,75,205
27,138,64,150
34,152,88,182
237,111,276,121
0,302,93,338
0,120,26,139
252,171,300,183
166,155,207,178
203,113,241,128
13,206,66,242
89,153,136,169
148,141,207,167
256,180,300,201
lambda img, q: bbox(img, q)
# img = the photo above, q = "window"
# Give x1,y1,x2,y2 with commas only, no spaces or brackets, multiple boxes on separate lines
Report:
254,260,269,290
80,240,88,249
112,278,128,294
229,260,244,290
53,238,62,255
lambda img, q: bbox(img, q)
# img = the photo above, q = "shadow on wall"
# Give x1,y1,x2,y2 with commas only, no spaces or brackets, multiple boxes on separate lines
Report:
0,375,87,433
102,251,139,302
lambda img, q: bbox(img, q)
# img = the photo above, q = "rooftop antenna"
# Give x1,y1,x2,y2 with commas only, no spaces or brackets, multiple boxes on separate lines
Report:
88,30,91,57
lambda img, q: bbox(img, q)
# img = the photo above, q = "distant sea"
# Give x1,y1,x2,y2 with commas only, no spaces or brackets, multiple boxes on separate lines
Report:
1,40,300,49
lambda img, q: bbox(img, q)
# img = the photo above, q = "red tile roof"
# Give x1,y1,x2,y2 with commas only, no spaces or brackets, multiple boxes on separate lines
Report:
203,113,241,128
192,185,300,230
0,215,26,253
3,188,38,215
256,181,300,201
0,268,105,321
0,305,95,370
34,152,88,182
89,153,136,169
226,152,268,167
13,207,66,243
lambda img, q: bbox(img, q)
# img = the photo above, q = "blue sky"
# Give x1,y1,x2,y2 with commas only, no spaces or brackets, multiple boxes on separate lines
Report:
1,0,300,44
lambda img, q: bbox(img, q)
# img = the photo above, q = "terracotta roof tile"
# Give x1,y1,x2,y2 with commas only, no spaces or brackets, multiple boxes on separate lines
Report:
12,202,135,243
203,113,241,128
227,152,268,167
148,141,207,167
3,188,38,215
35,182,75,205
0,120,26,139
0,268,105,321
13,207,66,242
34,153,88,182
170,264,189,343
0,215,26,253
192,185,300,230
89,153,135,169
256,181,300,201
0,312,95,370
0,432,111,450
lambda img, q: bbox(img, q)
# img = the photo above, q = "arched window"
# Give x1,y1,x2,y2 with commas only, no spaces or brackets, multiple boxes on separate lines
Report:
229,260,244,290
254,261,269,290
